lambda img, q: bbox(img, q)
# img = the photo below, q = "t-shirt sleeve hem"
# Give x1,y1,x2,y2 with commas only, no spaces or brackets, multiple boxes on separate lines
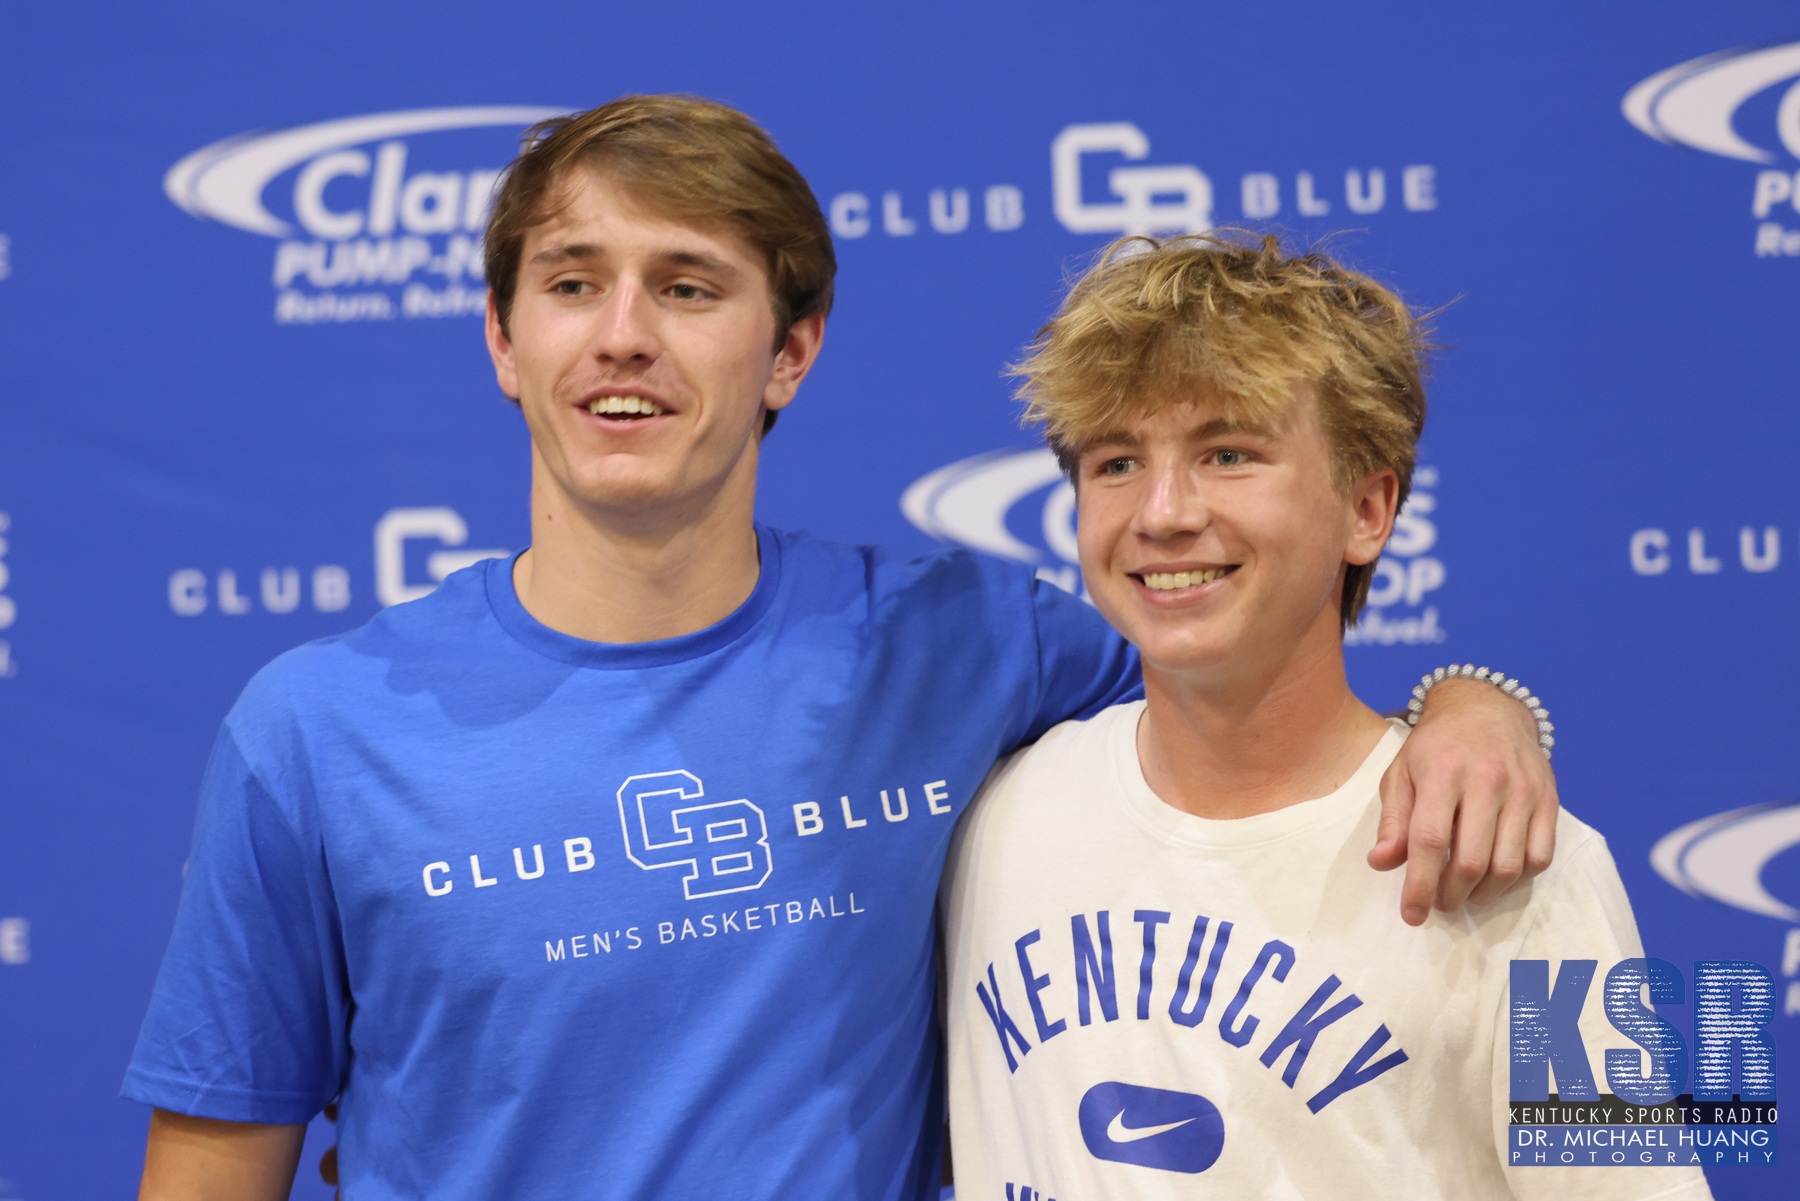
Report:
120,1066,324,1125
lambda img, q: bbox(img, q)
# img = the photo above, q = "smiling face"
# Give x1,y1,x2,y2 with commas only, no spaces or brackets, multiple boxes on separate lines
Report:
1075,389,1398,686
486,166,821,525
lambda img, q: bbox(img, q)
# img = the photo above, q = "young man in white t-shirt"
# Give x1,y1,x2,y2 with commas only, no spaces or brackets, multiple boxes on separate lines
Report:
941,236,1713,1200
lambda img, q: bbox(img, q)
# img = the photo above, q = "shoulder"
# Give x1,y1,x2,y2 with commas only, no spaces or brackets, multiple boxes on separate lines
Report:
1505,806,1643,954
974,702,1137,807
1536,808,1613,886
771,526,1042,620
228,560,497,734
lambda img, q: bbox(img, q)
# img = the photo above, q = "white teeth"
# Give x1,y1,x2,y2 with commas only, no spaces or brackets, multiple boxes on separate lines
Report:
1142,569,1226,590
588,396,665,417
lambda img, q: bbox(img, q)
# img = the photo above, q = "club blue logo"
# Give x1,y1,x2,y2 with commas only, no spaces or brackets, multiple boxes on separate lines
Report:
1076,1082,1224,1173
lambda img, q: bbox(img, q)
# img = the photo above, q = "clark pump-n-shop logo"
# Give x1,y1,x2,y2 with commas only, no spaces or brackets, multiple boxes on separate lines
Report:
1624,40,1800,257
165,106,562,324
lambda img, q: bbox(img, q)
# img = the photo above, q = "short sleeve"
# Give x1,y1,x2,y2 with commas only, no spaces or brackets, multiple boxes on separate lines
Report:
120,723,348,1123
1021,576,1141,745
1493,830,1715,1200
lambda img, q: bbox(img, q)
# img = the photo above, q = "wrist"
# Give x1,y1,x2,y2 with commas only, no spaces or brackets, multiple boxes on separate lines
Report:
1408,666,1554,760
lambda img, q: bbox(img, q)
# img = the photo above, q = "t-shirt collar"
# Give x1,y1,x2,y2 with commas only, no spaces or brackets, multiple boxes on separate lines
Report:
1108,700,1409,849
484,523,782,670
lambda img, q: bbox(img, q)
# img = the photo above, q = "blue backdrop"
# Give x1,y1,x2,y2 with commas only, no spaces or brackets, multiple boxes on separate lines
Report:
1,2,1796,1197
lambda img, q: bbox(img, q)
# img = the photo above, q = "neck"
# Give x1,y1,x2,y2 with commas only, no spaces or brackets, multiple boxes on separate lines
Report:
512,443,762,644
1136,609,1388,820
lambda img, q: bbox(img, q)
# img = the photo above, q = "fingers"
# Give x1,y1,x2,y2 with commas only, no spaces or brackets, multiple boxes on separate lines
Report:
1398,789,1452,926
1466,791,1531,906
1434,761,1504,912
1368,758,1415,873
1523,782,1559,880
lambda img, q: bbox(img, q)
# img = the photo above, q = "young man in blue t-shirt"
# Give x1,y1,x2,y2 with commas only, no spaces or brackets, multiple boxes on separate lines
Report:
127,96,1558,1200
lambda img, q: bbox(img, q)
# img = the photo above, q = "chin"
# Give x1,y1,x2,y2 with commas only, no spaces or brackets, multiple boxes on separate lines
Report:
1140,642,1235,676
1128,620,1242,673
568,468,683,511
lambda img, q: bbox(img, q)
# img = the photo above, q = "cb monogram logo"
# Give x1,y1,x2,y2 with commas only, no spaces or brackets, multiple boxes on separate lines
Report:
617,771,773,900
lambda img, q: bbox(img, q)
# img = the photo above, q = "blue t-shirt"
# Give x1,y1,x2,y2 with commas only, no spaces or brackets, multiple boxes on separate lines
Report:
123,525,1138,1201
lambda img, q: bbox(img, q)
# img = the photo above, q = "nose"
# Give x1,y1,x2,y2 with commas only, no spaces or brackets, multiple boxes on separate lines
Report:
590,276,665,367
1133,460,1209,545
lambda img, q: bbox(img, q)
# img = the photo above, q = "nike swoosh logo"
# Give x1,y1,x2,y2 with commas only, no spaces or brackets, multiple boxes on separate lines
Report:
1106,1110,1197,1143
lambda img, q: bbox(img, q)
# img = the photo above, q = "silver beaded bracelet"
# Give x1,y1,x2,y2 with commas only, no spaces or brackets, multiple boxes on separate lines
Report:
1405,665,1555,760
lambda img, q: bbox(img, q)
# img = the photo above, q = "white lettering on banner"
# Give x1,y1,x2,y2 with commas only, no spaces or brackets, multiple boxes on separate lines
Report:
930,187,969,233
1345,168,1385,214
1295,170,1330,216
261,568,300,613
1751,171,1800,218
1402,165,1438,211
0,511,15,678
882,191,917,236
1630,526,1787,577
1347,467,1447,646
166,564,353,616
1623,42,1800,256
373,506,507,607
215,569,252,615
1754,221,1800,257
1053,123,1211,236
165,107,562,323
0,918,28,965
1630,529,1671,575
1053,125,1436,239
829,185,1023,239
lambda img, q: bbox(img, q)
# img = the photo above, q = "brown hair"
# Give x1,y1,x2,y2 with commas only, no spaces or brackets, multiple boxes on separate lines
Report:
483,95,836,434
1012,232,1430,628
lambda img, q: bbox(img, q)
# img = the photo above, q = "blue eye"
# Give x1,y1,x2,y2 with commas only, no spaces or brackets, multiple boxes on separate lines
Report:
1102,458,1135,476
1216,449,1244,466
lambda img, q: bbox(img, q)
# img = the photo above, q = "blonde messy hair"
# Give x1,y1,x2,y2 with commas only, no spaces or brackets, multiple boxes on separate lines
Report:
1012,231,1431,626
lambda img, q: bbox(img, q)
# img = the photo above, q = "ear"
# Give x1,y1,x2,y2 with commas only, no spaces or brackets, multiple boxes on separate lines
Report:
485,290,521,400
762,312,826,414
1344,469,1401,566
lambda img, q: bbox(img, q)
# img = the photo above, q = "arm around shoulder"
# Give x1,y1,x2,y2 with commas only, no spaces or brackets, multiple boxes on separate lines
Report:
140,1108,306,1201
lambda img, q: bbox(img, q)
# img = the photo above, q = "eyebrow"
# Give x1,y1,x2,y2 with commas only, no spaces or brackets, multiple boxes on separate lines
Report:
1081,415,1274,451
526,242,745,283
528,241,603,269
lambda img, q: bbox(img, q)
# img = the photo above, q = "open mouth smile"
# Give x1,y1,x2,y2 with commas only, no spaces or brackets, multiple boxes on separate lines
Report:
1134,566,1239,591
584,394,667,421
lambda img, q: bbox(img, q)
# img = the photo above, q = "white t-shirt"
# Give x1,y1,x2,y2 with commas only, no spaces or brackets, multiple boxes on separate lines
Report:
941,702,1713,1200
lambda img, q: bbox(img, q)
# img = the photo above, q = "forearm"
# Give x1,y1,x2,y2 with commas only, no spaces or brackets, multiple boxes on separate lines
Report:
140,1108,306,1201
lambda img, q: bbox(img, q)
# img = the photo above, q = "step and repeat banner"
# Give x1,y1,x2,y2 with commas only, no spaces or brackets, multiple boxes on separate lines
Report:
1,2,1797,1197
